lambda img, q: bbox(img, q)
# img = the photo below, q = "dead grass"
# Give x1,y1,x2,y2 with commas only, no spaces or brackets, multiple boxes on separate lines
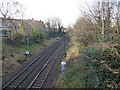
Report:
64,39,82,61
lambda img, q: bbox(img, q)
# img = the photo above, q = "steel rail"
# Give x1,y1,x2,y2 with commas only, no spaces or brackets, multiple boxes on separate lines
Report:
14,43,60,89
2,41,60,89
27,44,64,89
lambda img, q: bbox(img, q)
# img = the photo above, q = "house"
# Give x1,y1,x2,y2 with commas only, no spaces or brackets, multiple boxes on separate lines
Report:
0,17,11,37
0,17,47,37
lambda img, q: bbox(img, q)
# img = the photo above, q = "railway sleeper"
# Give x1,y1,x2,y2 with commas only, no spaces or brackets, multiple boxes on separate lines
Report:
8,84,18,88
31,86,42,89
34,82,43,84
33,83,43,86
36,79,45,82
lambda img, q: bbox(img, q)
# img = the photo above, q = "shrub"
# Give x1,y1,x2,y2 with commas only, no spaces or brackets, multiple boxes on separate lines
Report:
80,43,120,88
32,28,43,43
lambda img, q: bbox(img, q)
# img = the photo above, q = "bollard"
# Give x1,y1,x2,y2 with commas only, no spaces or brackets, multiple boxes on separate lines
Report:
61,61,66,73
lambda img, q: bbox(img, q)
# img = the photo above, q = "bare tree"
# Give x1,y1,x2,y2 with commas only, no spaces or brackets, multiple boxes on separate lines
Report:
45,16,63,32
78,0,117,36
0,0,24,19
116,1,120,34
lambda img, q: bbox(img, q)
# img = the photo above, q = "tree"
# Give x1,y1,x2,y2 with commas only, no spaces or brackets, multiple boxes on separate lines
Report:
45,16,63,32
78,0,118,37
116,1,120,34
73,17,97,45
0,0,24,19
74,0,120,45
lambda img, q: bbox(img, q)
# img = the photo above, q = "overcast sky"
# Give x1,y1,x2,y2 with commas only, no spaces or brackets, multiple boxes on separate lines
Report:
13,0,96,27
1,0,119,27
1,0,106,27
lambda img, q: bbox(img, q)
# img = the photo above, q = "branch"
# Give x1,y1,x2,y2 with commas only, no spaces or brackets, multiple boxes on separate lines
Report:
86,2,98,22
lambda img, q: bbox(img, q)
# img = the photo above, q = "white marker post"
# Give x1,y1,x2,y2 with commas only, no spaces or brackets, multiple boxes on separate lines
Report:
61,61,66,73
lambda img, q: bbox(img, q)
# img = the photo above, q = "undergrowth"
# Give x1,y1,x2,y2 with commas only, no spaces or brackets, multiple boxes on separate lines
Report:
80,42,120,88
56,37,120,88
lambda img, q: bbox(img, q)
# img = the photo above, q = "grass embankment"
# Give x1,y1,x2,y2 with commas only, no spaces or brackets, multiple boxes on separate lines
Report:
56,37,86,88
2,38,57,78
56,37,120,88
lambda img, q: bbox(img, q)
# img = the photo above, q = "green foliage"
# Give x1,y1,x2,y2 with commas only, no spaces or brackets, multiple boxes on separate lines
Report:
32,28,39,38
97,35,118,43
59,1,120,88
56,60,86,88
80,44,120,88
114,45,120,54
32,28,43,43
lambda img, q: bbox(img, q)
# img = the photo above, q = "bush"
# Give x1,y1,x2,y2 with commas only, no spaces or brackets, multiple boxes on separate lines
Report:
80,43,120,88
32,28,43,43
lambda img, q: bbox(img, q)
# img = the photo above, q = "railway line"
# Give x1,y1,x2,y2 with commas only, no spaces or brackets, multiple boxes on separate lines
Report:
2,37,70,89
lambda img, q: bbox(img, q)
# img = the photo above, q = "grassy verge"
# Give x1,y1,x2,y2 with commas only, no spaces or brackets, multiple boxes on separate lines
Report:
55,37,120,88
56,57,86,88
2,38,57,78
64,36,83,61
55,37,86,88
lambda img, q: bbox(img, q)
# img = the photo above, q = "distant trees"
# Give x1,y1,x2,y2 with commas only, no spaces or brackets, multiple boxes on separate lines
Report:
45,17,64,32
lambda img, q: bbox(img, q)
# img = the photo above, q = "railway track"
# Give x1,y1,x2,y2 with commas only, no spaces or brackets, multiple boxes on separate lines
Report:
2,38,70,89
28,43,64,89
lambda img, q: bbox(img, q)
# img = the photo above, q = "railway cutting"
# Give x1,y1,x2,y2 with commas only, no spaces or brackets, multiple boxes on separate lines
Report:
2,37,70,89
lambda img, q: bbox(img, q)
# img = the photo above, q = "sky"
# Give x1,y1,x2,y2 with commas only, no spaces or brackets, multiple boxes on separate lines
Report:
0,0,95,27
16,0,81,27
14,0,96,27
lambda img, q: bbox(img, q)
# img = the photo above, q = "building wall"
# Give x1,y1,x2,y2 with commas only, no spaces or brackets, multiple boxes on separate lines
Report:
0,17,47,37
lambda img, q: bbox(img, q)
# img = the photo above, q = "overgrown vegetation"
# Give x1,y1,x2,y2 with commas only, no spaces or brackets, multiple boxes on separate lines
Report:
57,37,120,88
56,0,120,89
56,38,85,88
80,43,120,88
